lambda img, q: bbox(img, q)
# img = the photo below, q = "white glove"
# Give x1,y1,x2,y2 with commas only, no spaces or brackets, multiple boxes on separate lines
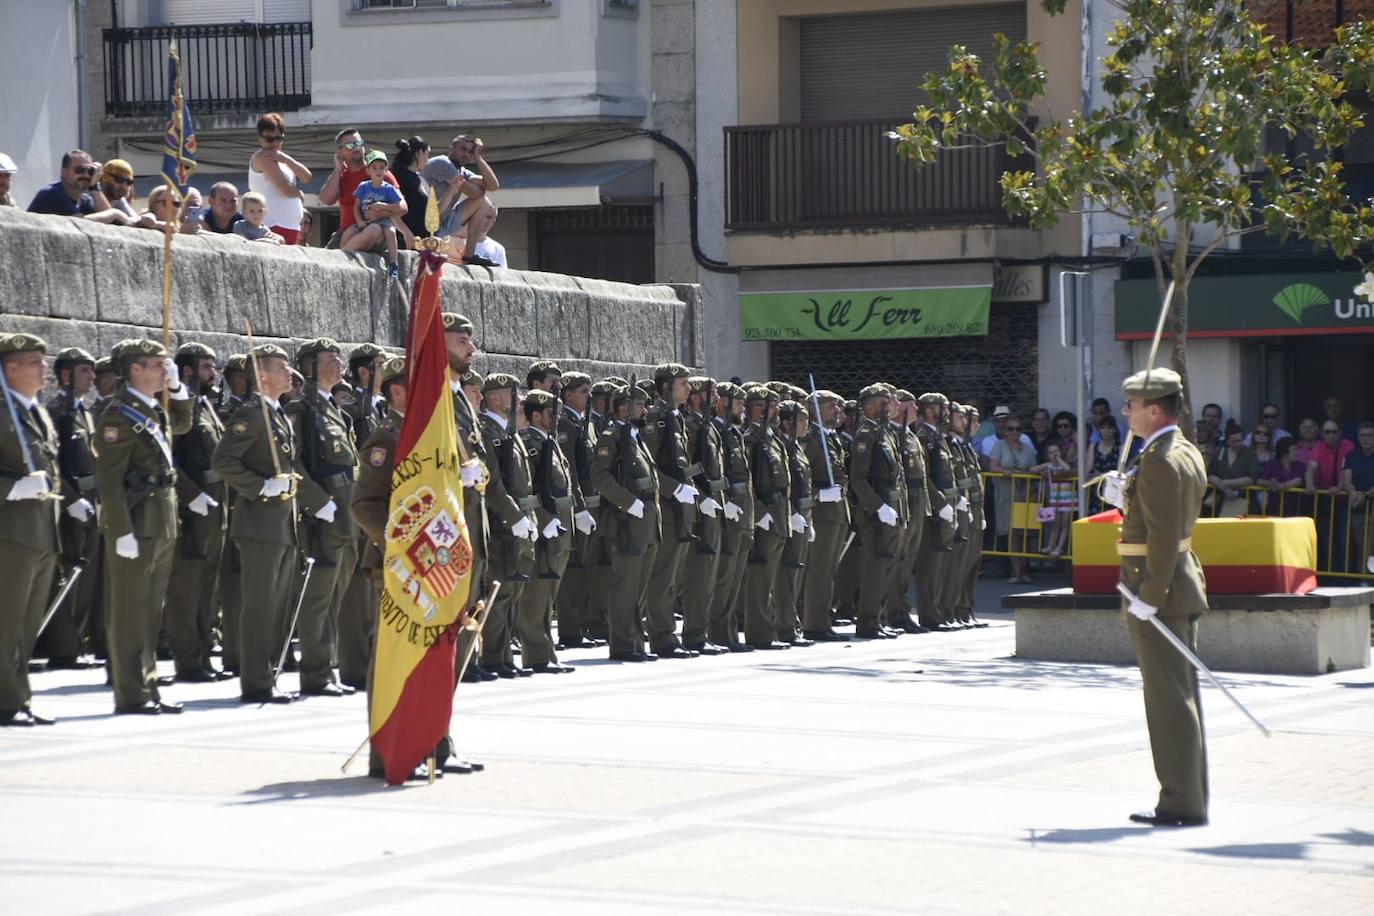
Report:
1126,596,1158,621
723,501,743,522
314,499,337,523
877,503,899,527
626,498,645,519
807,523,817,543
259,475,292,498
818,485,843,503
115,532,139,559
699,496,721,518
187,492,216,517
938,503,955,524
542,518,564,540
574,510,596,535
957,496,970,513
163,358,190,399
673,483,698,504
1099,470,1128,509
460,460,483,486
981,516,988,531
790,512,807,534
6,472,50,501
756,512,773,531
511,516,534,540
66,497,95,521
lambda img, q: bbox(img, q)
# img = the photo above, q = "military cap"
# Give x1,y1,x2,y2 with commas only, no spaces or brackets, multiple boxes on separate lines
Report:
918,392,949,406
636,378,657,397
93,356,115,374
591,379,617,398
743,385,775,406
54,346,95,370
379,356,406,387
966,405,981,420
716,381,745,400
815,389,843,404
948,401,964,414
0,333,48,356
528,359,562,377
653,362,690,384
764,381,787,395
843,399,860,415
297,337,341,359
441,312,475,335
858,383,890,402
461,369,484,388
893,388,916,403
611,381,650,406
687,375,715,394
224,353,250,374
785,384,808,401
603,376,629,389
523,389,558,411
174,342,217,363
777,399,807,420
348,342,385,365
1122,366,1182,400
288,368,305,386
561,371,591,391
112,338,168,361
252,343,290,361
481,371,520,394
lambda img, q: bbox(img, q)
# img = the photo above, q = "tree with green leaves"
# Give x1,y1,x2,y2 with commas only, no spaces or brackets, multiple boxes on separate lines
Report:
891,0,1374,417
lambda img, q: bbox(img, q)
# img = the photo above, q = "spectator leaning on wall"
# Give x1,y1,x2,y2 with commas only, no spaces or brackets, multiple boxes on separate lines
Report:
0,153,17,206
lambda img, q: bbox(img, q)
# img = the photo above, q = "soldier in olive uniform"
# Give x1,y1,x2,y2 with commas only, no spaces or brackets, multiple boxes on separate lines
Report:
802,390,850,640
551,372,603,649
285,338,360,697
709,381,754,651
914,393,958,631
96,339,194,714
882,390,929,634
443,314,494,684
212,344,332,705
336,342,388,689
478,373,538,677
215,353,251,675
775,400,815,646
849,385,905,639
680,376,729,654
590,383,661,661
37,347,100,667
165,342,230,681
92,356,119,408
833,399,862,626
0,333,62,726
516,389,577,673
937,402,976,627
641,363,699,659
954,405,989,628
742,387,791,650
1115,367,1210,827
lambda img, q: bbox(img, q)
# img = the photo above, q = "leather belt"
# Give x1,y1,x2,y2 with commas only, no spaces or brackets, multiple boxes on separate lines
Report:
200,470,222,485
684,462,704,477
795,496,815,511
955,477,975,488
552,495,575,512
582,494,601,509
516,495,541,512
729,481,750,497
707,479,726,496
76,474,96,494
1117,537,1192,557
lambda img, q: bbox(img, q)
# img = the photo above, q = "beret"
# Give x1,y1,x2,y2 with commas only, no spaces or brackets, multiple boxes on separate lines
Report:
379,357,406,387
687,375,715,394
777,399,807,420
461,369,484,387
348,343,386,364
441,313,475,335
174,342,216,362
481,371,520,394
1122,367,1182,400
561,371,591,390
0,333,47,357
224,354,250,373
252,343,290,361
528,359,562,376
653,362,690,384
893,389,916,403
297,337,341,359
93,356,115,373
523,389,557,410
112,338,168,360
918,392,949,406
611,382,650,407
858,384,890,402
814,389,843,404
54,347,95,368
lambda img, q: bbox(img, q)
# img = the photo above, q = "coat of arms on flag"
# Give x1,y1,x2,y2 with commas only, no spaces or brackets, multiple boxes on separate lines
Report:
386,486,472,619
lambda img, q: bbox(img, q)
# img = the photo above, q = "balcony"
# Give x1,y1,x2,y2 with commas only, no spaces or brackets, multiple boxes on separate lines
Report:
724,119,1022,233
102,22,313,118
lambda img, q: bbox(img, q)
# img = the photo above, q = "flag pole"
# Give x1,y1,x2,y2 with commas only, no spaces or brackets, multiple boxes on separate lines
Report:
160,38,187,418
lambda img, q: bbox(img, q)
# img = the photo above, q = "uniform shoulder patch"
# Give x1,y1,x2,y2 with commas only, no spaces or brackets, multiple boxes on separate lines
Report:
854,440,868,453
597,446,610,457
232,420,249,435
369,446,388,468
102,425,121,444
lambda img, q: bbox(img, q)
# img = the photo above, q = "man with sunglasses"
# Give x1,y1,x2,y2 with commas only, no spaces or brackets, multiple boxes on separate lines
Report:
319,128,401,242
27,149,133,225
1246,404,1291,448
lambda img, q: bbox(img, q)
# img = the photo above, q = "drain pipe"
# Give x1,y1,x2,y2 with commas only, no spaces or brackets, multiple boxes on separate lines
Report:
75,0,91,151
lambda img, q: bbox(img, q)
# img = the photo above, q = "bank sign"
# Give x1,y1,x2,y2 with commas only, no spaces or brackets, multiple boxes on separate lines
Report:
1115,271,1374,338
739,286,992,342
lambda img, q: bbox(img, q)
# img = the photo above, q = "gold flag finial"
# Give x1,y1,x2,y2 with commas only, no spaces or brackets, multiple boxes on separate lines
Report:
424,185,440,237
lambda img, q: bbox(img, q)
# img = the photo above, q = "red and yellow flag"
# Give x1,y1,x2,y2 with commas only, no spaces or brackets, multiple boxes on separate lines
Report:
370,250,472,784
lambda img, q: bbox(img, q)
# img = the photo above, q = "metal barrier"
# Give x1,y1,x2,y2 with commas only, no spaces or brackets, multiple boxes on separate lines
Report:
980,471,1077,561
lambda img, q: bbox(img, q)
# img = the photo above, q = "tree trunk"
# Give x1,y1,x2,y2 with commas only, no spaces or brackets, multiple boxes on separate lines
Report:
1170,279,1194,433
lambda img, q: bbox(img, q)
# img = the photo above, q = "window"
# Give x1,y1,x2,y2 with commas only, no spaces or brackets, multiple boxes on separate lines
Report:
351,0,549,10
535,206,654,285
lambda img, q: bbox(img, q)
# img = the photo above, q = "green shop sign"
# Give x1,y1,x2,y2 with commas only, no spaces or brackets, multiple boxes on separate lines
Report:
1115,271,1374,339
739,287,992,342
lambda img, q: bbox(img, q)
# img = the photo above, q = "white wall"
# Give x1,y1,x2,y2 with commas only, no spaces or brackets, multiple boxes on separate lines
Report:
0,1,81,207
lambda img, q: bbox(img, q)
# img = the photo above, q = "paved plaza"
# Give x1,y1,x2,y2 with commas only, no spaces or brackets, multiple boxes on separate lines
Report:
3,587,1372,916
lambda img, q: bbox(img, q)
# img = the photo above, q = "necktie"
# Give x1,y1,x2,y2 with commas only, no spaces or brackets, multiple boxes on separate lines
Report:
30,406,47,438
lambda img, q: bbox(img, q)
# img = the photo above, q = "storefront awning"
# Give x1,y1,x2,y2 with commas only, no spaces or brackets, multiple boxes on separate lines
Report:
1116,271,1374,339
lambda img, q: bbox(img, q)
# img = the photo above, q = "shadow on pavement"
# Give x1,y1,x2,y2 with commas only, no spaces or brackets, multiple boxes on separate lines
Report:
236,775,396,803
1024,826,1152,845
1189,842,1309,861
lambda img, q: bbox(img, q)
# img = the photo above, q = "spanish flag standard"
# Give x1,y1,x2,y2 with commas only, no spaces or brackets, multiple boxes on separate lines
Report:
370,250,474,785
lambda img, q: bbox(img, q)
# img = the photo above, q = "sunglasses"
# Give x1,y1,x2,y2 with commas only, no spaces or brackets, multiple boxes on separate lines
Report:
1005,426,1022,432
107,175,132,185
1262,412,1279,419
261,133,286,142
76,165,97,176
1323,429,1341,435
342,139,365,150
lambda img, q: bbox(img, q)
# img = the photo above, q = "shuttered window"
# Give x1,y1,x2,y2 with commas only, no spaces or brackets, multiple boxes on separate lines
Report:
159,1,310,24
799,4,1027,121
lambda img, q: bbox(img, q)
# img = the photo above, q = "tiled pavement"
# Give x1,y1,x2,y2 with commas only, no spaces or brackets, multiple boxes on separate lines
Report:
3,597,1371,915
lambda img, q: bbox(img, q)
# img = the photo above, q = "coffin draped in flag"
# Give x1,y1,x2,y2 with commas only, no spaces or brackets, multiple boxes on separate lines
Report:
369,250,472,784
161,40,198,192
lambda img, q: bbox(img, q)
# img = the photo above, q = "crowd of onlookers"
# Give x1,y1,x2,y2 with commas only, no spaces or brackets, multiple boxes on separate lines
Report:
1,112,508,277
972,394,1374,576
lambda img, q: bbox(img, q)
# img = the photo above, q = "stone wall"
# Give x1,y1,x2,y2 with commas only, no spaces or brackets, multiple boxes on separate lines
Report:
0,207,702,380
